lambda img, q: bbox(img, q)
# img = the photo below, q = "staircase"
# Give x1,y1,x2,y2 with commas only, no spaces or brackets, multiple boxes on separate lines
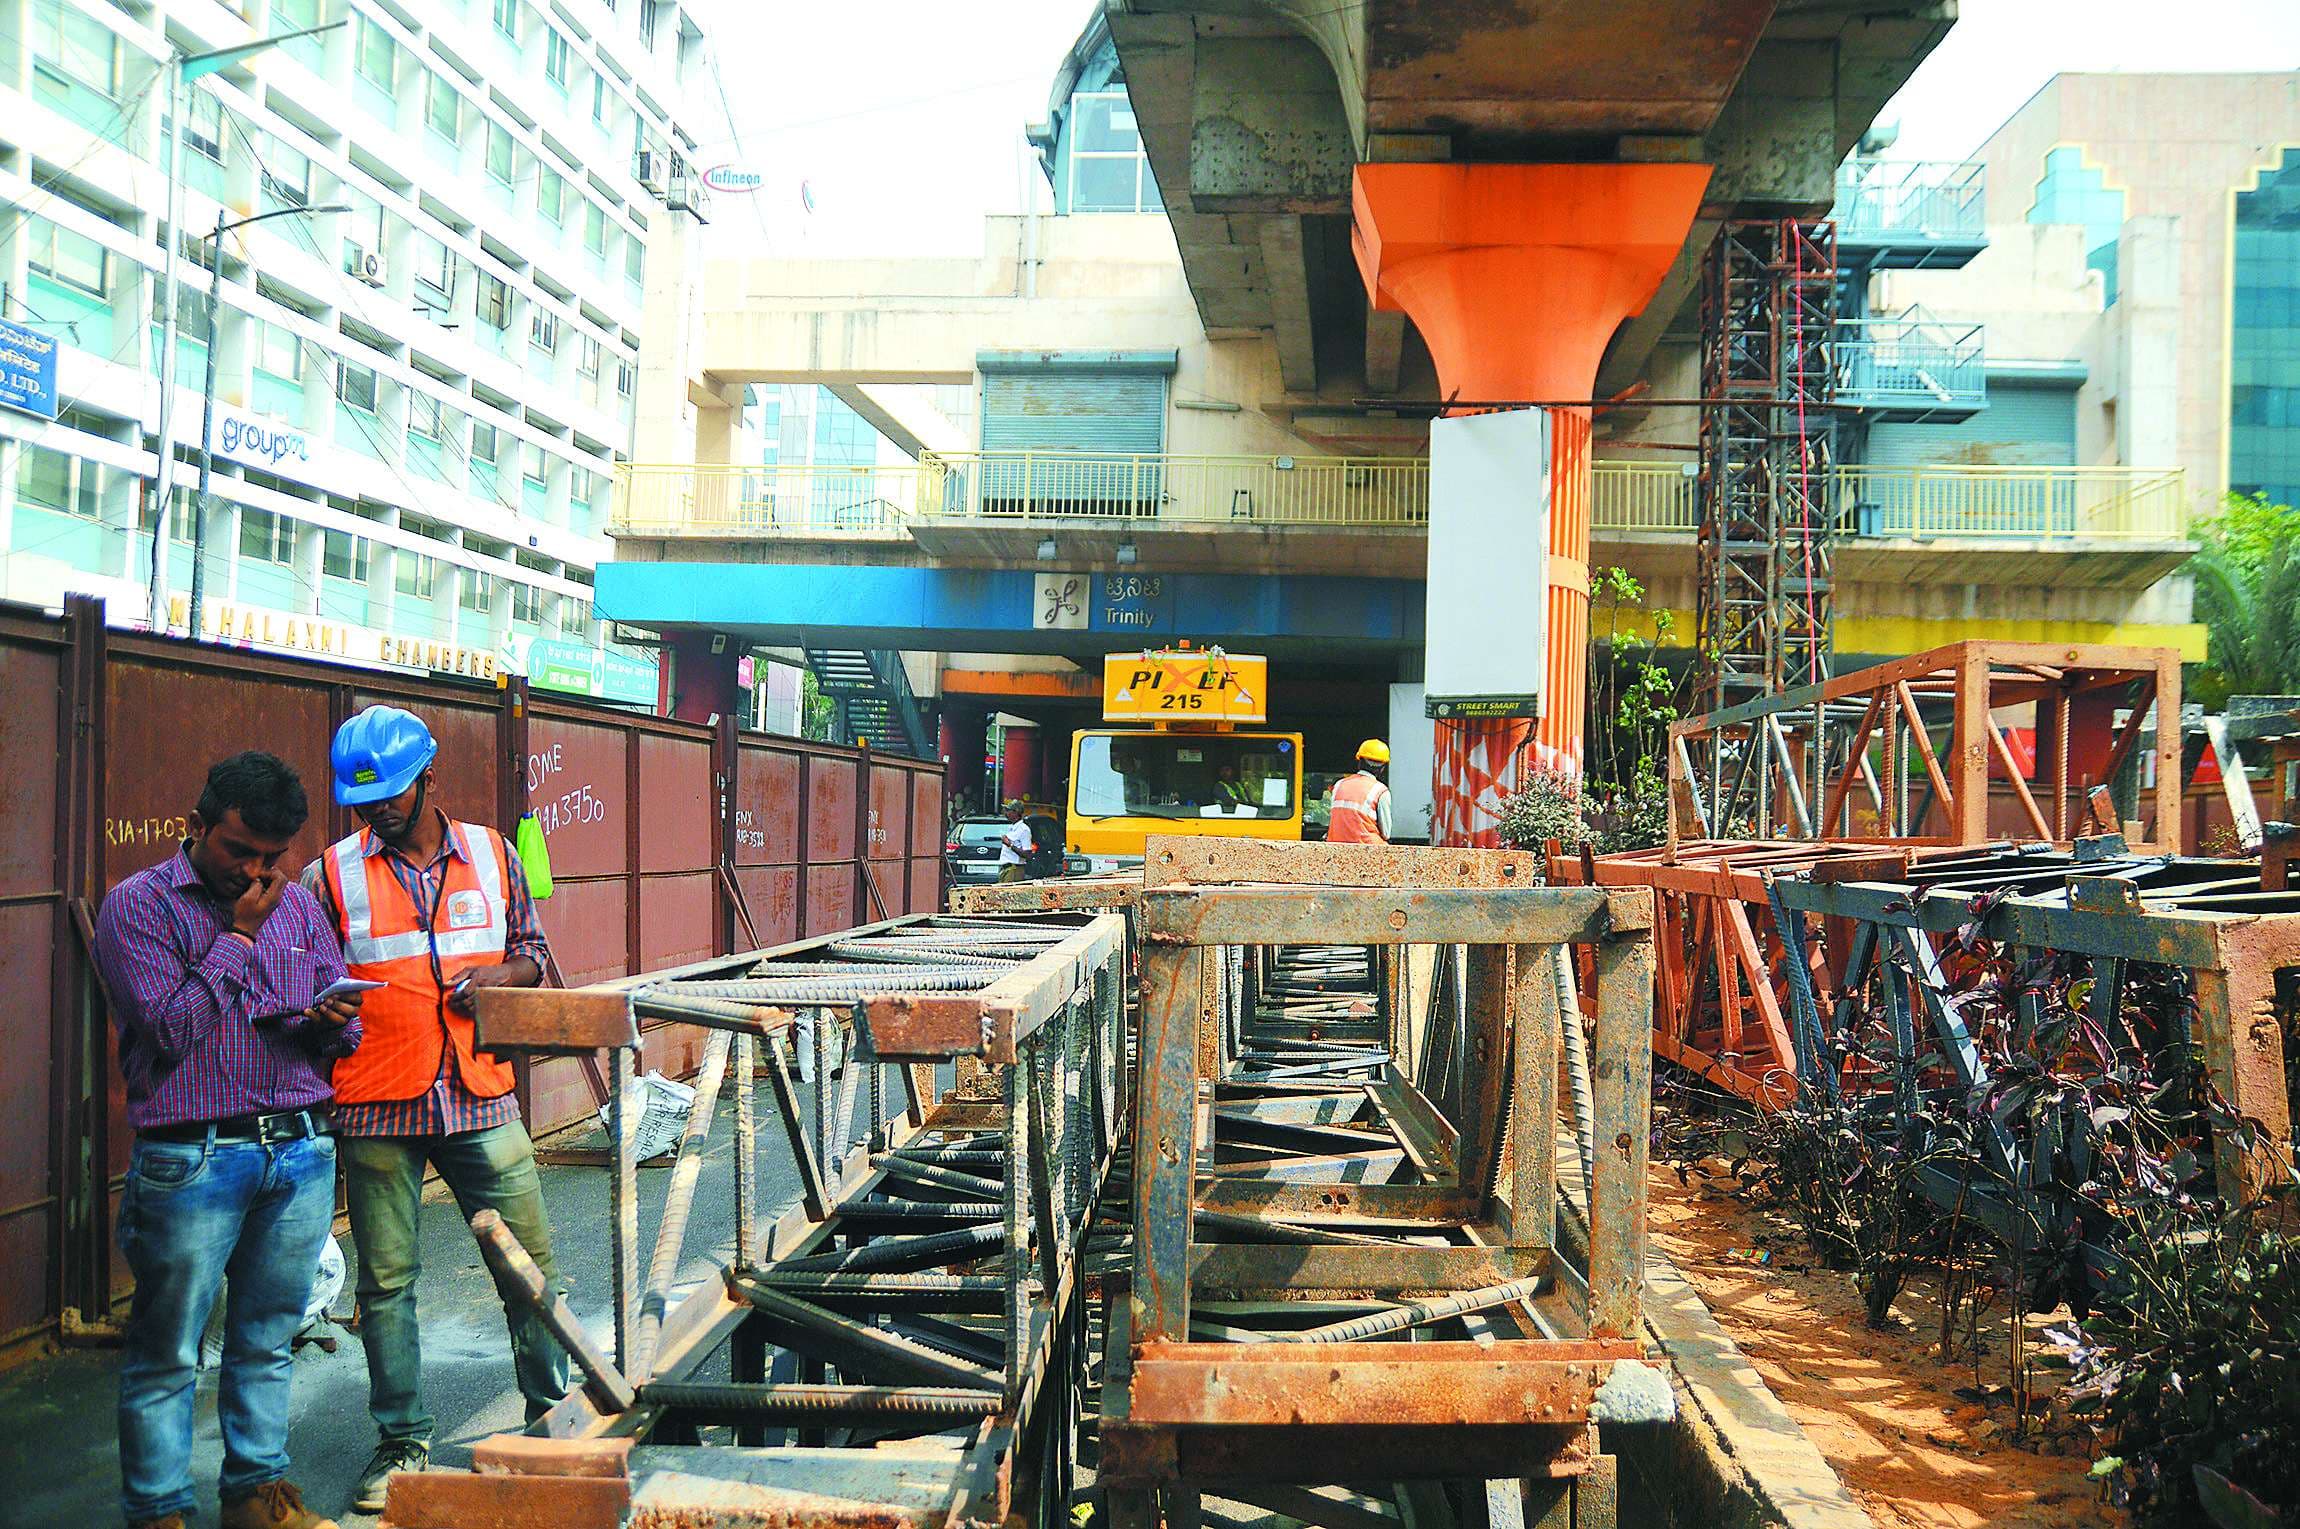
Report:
804,648,933,759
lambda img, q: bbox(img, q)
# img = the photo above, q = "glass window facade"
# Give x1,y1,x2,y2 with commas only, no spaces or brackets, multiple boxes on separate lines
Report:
2028,146,2126,305
2232,146,2300,509
355,17,396,89
1066,91,1156,213
425,71,460,140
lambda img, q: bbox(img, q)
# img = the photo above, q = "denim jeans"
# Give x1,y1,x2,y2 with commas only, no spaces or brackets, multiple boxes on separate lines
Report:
116,1131,338,1522
341,1121,570,1442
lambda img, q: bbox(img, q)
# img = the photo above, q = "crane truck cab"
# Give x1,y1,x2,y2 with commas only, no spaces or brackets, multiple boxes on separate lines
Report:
1066,646,1303,874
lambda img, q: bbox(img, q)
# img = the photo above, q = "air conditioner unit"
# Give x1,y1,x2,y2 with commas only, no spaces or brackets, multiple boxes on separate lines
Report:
666,172,710,223
634,148,668,193
355,250,388,288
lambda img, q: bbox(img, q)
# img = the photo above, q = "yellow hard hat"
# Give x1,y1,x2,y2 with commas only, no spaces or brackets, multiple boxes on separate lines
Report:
1356,738,1391,765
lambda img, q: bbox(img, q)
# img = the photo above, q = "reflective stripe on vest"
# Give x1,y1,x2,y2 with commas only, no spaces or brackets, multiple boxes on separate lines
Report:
333,829,508,965
1329,773,1389,843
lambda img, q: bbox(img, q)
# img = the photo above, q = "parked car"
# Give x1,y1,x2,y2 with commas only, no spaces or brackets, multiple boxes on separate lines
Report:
944,814,1085,886
945,816,1013,886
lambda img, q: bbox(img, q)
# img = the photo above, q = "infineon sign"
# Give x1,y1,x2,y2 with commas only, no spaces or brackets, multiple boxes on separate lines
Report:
700,164,763,194
1101,649,1267,725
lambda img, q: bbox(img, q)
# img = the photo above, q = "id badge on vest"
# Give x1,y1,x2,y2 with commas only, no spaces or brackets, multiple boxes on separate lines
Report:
445,889,491,930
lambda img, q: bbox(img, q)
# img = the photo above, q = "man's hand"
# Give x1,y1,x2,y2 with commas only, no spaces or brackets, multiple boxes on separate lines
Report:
307,989,363,1028
231,869,289,941
447,958,539,1015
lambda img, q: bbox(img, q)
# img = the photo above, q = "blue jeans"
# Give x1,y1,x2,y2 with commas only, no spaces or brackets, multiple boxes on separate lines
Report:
341,1121,570,1442
116,1131,338,1522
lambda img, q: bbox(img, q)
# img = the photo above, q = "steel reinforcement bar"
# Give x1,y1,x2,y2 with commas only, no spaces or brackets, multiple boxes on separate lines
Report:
384,912,1126,1529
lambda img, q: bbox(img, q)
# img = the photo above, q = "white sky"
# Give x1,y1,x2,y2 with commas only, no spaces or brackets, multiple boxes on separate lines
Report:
691,0,2300,257
1878,0,2300,161
696,1,1092,257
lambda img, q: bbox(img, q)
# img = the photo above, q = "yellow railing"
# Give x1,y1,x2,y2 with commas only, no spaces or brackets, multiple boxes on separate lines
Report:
614,463,943,536
614,458,2189,544
918,450,1429,526
1588,463,2188,542
1589,462,1700,530
1833,465,2188,541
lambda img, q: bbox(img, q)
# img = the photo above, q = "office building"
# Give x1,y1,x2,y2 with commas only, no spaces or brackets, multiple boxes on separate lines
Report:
0,0,725,702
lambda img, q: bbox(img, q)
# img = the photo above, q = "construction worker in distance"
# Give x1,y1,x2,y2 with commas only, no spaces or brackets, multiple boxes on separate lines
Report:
1328,739,1393,844
996,798,1035,882
301,706,570,1515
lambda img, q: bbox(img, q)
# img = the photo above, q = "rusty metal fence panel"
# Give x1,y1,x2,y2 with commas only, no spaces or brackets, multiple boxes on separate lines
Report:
0,610,69,1349
0,594,942,1352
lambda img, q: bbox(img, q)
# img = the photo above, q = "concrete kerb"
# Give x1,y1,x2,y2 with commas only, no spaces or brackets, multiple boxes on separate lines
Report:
1556,1162,1874,1529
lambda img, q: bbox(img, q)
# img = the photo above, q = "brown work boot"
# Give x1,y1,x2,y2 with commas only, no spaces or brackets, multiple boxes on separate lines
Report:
220,1479,339,1529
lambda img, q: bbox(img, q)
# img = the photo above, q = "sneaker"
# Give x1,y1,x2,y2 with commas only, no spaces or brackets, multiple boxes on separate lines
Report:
352,1438,430,1515
219,1479,338,1529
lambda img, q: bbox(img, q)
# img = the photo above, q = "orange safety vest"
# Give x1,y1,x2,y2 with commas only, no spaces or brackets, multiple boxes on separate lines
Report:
1329,772,1390,844
322,822,517,1106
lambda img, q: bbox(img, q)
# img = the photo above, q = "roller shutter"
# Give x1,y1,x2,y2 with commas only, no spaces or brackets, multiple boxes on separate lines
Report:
1859,378,2083,536
976,352,1174,513
1867,379,2078,467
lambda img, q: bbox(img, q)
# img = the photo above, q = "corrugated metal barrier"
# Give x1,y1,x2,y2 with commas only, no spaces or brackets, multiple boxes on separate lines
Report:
0,595,943,1353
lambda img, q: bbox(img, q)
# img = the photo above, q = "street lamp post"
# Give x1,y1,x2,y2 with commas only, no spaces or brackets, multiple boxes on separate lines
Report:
144,21,344,634
185,202,351,633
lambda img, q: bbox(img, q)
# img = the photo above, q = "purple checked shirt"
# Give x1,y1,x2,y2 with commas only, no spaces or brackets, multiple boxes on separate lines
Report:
95,846,362,1131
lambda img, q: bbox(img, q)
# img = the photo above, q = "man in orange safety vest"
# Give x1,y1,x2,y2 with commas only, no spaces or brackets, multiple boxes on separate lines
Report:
1328,739,1393,844
305,705,569,1514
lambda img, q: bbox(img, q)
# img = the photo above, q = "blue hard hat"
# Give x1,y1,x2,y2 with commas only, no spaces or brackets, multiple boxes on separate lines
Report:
331,705,439,805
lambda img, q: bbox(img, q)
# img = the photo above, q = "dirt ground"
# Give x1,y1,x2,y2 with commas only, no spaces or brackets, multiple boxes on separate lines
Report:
1647,1165,2118,1529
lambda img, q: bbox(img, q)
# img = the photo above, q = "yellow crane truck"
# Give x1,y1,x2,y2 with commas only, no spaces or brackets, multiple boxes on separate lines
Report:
1065,646,1304,873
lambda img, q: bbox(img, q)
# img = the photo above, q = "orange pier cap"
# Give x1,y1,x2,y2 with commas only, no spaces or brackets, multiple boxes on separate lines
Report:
1353,162,1709,844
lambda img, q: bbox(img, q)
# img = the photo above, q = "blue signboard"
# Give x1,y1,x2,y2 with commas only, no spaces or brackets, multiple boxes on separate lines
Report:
1093,573,1174,634
0,318,60,420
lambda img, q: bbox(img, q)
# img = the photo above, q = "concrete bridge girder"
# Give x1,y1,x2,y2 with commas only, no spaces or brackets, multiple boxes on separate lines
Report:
1111,0,1955,401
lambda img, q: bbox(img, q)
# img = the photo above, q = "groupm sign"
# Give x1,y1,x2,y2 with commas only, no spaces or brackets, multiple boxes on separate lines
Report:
699,164,763,194
0,317,61,421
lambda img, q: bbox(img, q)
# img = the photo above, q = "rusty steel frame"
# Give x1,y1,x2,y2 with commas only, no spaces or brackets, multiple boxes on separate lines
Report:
1559,833,2297,1303
432,911,1127,1528
1550,839,1909,1108
1105,839,1654,1528
1769,844,2297,1207
1668,640,2183,850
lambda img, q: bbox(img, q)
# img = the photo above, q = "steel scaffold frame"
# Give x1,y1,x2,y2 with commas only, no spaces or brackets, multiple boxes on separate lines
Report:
1695,218,1839,832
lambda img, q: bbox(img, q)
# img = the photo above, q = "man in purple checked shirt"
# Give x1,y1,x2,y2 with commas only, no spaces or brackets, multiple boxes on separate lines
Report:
94,752,360,1529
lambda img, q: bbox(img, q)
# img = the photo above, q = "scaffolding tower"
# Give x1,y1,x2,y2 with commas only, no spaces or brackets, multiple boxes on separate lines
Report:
1694,218,1838,826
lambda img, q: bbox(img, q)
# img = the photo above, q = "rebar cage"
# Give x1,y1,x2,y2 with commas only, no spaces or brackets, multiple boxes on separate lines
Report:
456,911,1127,1527
1103,839,1655,1528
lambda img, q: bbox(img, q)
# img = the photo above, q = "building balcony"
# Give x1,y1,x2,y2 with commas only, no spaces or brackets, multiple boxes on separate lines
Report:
611,453,1431,574
1836,313,1987,421
612,455,2188,585
1832,160,1988,270
1590,463,2193,590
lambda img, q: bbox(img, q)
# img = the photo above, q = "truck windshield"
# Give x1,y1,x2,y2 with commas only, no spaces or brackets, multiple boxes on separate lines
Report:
1074,734,1296,820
